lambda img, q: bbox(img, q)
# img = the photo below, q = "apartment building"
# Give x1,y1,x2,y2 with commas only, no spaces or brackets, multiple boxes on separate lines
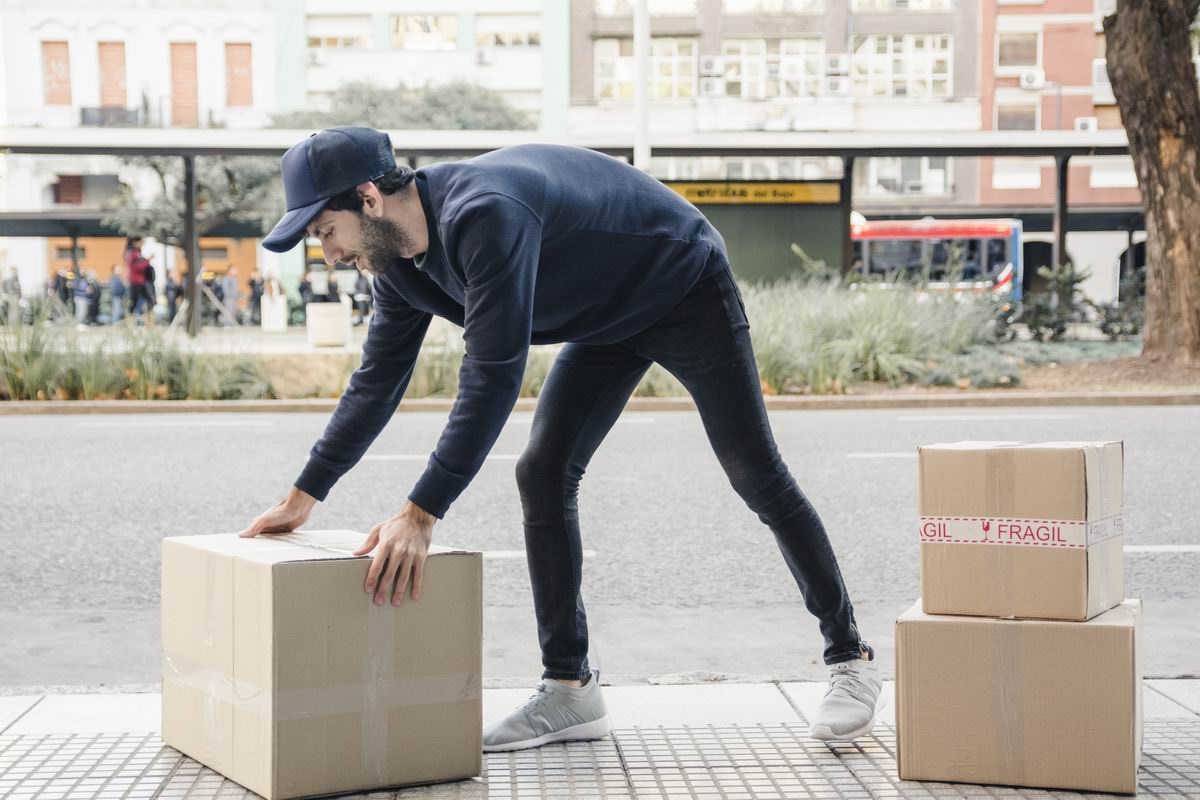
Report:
0,0,277,295
570,0,980,207
980,0,1144,301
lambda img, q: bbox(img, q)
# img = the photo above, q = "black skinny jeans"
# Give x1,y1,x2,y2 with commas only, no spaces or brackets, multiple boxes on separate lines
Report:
515,266,871,681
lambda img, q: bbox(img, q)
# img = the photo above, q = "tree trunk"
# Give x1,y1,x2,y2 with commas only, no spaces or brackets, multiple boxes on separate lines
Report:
1105,0,1200,363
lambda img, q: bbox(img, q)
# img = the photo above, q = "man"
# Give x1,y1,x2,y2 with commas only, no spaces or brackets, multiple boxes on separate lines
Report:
237,127,881,752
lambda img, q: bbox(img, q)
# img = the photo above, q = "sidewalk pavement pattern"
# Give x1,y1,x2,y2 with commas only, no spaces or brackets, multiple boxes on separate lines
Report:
1,681,1198,800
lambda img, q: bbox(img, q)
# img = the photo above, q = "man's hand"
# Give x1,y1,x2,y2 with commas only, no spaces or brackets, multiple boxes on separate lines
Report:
353,501,436,606
238,487,317,538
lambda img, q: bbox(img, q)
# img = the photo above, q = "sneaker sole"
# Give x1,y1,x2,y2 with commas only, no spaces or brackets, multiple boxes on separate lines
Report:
807,688,888,742
482,715,614,753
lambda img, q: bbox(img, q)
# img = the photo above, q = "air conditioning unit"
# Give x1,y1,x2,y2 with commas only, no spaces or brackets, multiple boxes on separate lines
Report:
766,62,781,79
823,76,850,96
699,55,725,77
305,49,327,67
476,47,494,65
825,53,849,76
1074,115,1099,132
1019,67,1046,90
699,77,726,97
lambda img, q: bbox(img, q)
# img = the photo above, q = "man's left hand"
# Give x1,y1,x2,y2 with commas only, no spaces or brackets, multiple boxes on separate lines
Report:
353,501,437,606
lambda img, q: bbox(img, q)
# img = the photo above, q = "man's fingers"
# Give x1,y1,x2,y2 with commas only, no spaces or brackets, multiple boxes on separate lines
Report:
411,557,424,601
352,528,379,556
238,518,263,538
377,549,403,605
392,555,413,605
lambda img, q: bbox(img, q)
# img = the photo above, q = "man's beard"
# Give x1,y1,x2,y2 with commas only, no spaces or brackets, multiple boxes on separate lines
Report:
356,213,417,276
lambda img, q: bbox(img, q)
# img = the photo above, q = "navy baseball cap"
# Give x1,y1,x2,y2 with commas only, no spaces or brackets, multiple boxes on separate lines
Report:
262,126,397,253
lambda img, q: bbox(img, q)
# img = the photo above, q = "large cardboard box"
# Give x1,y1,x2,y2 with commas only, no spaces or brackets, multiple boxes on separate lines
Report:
161,530,482,800
896,598,1142,795
918,440,1124,620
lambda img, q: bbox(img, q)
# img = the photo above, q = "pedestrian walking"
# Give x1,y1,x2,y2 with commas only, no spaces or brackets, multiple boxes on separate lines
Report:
220,266,240,326
109,263,127,324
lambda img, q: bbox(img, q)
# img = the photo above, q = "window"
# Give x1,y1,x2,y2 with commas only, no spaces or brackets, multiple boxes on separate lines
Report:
596,0,697,12
41,41,71,105
305,15,372,49
724,0,823,11
721,38,824,98
97,42,126,109
851,0,954,9
169,42,198,127
851,34,952,98
55,246,86,260
225,43,253,107
391,15,458,50
866,157,950,196
996,104,1038,130
52,175,83,205
476,15,541,48
594,37,697,100
201,247,229,261
997,32,1039,70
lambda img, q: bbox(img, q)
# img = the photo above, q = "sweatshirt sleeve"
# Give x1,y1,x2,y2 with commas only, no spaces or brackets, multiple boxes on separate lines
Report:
406,194,541,519
292,274,433,502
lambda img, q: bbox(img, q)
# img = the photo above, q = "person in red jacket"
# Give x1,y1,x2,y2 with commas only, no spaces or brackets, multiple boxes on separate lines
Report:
124,236,154,324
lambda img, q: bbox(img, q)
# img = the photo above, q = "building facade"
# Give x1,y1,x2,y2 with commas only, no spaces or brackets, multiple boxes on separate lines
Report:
0,0,277,297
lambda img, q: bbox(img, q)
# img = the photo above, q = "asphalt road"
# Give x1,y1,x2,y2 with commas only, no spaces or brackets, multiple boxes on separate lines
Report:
3,404,1198,691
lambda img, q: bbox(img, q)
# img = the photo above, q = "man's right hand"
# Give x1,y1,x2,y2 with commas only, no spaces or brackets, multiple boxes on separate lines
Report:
238,487,318,538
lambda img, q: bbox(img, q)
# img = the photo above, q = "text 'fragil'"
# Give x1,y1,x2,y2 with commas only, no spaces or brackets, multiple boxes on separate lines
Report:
993,522,1067,543
921,521,951,540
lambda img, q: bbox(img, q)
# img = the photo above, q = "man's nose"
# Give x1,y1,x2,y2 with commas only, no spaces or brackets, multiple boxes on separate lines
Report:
320,242,340,268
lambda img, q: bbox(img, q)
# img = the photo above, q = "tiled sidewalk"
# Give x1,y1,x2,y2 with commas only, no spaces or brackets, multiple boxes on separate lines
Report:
1,681,1198,800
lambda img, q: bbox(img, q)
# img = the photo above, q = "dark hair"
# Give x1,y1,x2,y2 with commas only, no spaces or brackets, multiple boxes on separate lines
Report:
124,235,143,251
324,166,415,213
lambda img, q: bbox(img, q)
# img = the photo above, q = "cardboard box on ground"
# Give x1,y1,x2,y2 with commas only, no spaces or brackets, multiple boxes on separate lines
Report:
160,530,483,800
899,440,1141,795
917,441,1125,621
895,599,1142,794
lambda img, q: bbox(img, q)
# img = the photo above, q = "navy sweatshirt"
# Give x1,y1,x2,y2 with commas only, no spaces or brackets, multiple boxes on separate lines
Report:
293,143,728,519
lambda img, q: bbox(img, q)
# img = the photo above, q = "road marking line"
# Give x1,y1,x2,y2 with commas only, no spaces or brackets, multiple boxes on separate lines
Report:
364,454,520,461
1124,545,1200,554
483,550,596,559
846,452,918,459
507,417,655,424
896,414,1081,422
76,420,272,428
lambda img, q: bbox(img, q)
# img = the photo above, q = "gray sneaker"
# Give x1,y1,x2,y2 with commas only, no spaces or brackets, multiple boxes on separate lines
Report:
482,669,613,752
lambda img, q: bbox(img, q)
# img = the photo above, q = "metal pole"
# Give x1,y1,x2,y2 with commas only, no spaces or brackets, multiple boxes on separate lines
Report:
841,156,855,275
1052,154,1070,269
632,0,650,171
183,155,201,338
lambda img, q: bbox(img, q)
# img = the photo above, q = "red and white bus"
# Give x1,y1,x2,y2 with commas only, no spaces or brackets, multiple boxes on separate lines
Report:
850,218,1023,300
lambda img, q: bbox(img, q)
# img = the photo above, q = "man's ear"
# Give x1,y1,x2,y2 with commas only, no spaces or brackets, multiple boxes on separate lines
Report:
357,181,385,217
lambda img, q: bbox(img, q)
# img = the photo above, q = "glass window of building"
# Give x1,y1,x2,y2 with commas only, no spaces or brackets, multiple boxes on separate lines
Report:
851,34,952,97
594,37,697,99
851,0,954,10
867,156,951,196
595,0,697,14
724,0,824,12
305,15,372,49
476,15,541,48
997,32,1039,70
996,103,1038,130
391,15,458,50
720,38,823,98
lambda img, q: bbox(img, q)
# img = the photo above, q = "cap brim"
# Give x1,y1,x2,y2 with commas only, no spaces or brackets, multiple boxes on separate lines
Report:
261,197,329,253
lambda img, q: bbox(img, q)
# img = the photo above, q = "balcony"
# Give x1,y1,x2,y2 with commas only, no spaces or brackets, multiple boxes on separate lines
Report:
79,107,145,127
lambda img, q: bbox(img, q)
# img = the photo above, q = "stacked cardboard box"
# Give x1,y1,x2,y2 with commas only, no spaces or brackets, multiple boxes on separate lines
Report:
160,530,483,800
896,441,1142,795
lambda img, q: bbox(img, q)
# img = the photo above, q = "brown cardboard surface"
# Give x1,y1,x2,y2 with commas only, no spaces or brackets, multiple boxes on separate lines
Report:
895,598,1142,794
917,441,1124,620
161,530,482,800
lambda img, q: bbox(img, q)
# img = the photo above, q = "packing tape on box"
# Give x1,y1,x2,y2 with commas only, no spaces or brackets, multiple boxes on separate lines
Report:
991,620,1026,782
166,532,479,785
918,513,1123,548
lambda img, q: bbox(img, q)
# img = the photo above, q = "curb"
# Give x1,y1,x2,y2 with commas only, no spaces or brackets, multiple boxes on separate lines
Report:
1,390,1199,415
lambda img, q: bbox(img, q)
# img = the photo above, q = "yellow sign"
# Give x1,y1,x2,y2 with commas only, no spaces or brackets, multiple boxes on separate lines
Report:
666,181,841,205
